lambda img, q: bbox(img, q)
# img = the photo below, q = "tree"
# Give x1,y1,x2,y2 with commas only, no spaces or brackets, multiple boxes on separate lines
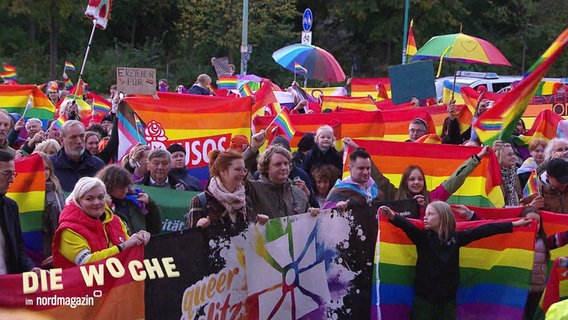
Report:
9,0,78,79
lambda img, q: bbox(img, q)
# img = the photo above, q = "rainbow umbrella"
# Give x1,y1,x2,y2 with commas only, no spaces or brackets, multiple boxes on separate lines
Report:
272,44,346,82
411,32,511,79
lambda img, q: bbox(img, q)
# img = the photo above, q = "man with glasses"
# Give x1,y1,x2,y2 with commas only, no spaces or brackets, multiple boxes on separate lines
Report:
407,118,429,142
0,150,38,274
135,149,189,191
50,120,105,192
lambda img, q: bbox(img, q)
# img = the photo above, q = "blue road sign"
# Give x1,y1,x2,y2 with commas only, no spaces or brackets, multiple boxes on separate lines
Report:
303,9,313,32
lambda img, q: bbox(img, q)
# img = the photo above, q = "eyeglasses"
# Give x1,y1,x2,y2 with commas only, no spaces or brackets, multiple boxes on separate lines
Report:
409,129,425,134
0,170,17,178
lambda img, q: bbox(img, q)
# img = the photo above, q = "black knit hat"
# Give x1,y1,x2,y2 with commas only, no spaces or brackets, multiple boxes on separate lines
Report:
297,133,315,152
167,144,185,155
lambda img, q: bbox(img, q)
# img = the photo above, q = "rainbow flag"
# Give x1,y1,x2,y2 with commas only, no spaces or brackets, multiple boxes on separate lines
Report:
474,29,568,146
0,85,55,128
239,83,254,97
320,96,378,112
218,76,238,90
0,246,144,319
253,110,384,153
133,112,144,135
350,139,504,207
534,80,564,96
273,110,296,140
522,170,538,198
414,133,442,144
351,78,391,100
64,61,75,72
88,92,112,121
513,109,564,146
419,104,473,136
406,19,417,58
7,153,46,264
57,94,93,127
294,62,308,74
375,214,535,319
123,92,252,182
460,86,502,116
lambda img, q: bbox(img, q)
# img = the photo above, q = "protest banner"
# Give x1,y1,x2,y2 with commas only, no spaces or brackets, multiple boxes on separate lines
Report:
117,67,157,95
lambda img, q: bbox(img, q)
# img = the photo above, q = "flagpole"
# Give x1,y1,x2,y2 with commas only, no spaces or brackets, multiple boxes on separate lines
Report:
74,19,98,99
264,107,286,130
401,0,410,64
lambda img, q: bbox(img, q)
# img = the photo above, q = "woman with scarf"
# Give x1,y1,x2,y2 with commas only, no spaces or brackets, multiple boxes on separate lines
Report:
185,149,250,229
96,164,162,235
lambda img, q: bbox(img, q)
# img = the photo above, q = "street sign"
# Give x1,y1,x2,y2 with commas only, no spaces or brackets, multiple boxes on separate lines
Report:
301,31,312,45
302,8,313,32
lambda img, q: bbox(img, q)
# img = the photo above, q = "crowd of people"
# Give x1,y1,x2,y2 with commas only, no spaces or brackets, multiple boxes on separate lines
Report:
1,71,568,320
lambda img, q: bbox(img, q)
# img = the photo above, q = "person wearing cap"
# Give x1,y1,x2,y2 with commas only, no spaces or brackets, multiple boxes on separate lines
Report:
292,133,315,169
45,80,60,105
167,144,202,191
100,114,114,136
407,118,429,143
229,134,249,154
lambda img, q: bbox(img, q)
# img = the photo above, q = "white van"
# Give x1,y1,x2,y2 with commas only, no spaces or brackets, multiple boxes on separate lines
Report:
434,71,522,101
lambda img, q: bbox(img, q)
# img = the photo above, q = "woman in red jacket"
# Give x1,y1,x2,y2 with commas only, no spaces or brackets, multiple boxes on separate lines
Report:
52,177,150,268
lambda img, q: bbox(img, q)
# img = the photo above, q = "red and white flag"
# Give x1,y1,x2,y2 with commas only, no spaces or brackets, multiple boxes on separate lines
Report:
85,0,112,30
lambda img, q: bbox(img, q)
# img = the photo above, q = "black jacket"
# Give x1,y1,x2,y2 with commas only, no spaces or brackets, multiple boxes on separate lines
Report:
391,214,512,303
0,195,35,273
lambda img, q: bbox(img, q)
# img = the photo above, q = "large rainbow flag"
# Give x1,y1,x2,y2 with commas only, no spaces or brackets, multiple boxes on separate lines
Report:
419,104,473,136
0,246,144,319
252,110,385,152
351,78,391,100
350,139,504,207
6,153,46,265
375,213,536,320
0,85,55,128
474,29,568,146
123,92,252,182
320,96,377,112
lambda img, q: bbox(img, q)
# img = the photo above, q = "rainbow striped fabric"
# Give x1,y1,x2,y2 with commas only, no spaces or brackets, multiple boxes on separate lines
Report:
123,92,252,182
0,85,55,128
522,170,538,198
64,61,75,72
6,153,46,263
378,108,436,142
294,62,308,74
90,92,112,120
320,96,377,112
374,214,535,320
406,19,417,57
474,29,568,146
351,78,391,100
239,83,254,97
273,110,296,140
351,139,504,207
218,76,238,90
0,63,17,81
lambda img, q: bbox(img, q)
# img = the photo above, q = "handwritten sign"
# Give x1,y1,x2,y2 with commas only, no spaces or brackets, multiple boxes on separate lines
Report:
116,67,156,95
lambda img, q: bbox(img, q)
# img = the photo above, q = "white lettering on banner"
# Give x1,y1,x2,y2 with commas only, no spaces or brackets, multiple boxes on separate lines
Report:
150,136,228,167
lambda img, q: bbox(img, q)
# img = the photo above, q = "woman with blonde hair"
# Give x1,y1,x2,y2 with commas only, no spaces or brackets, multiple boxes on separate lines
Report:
494,141,522,206
188,74,214,96
34,139,60,156
52,177,150,268
380,201,530,319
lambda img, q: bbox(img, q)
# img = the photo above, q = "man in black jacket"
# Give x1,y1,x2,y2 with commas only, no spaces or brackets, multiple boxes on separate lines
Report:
0,150,37,274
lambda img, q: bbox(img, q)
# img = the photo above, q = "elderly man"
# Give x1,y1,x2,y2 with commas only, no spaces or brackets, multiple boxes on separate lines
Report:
407,118,429,142
0,150,38,274
17,118,45,154
167,144,202,191
245,131,311,220
50,120,105,192
0,110,15,155
135,149,188,190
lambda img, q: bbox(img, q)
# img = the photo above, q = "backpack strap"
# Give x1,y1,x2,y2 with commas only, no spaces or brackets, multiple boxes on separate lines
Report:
197,192,208,213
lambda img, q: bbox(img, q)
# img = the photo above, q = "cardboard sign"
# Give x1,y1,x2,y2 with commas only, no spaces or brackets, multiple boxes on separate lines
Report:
388,60,436,104
116,67,156,95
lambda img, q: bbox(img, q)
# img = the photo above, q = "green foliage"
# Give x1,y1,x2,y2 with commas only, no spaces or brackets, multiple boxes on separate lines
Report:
0,0,565,92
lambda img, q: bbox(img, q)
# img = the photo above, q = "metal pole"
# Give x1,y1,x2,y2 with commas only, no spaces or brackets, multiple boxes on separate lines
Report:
401,0,410,65
241,0,249,75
